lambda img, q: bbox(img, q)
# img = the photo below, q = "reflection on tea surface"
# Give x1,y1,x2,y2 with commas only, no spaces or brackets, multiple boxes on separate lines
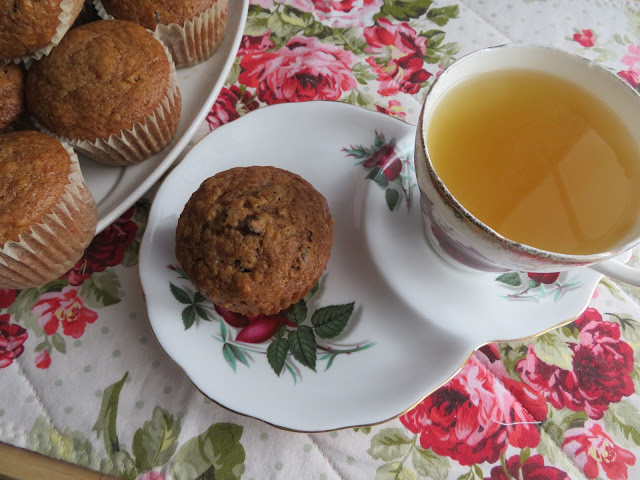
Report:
427,69,640,255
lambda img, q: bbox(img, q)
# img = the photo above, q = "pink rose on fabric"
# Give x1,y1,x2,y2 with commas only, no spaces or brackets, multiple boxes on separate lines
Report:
137,472,165,480
400,356,540,466
206,86,260,130
618,44,640,88
0,289,16,309
0,313,27,368
32,287,98,339
484,454,570,480
35,349,51,369
288,0,383,28
563,421,635,480
375,99,406,119
364,18,430,95
238,32,274,56
573,29,595,47
239,36,357,104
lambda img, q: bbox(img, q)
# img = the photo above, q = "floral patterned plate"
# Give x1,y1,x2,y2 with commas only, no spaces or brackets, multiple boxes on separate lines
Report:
81,0,248,233
139,101,612,432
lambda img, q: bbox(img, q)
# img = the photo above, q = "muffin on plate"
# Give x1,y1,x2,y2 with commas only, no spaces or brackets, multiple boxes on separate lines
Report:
0,0,85,65
0,64,27,133
0,131,97,289
93,0,228,68
26,19,182,166
176,166,334,316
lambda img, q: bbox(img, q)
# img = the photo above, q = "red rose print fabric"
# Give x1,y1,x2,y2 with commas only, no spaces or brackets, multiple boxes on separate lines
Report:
0,313,27,368
32,287,98,340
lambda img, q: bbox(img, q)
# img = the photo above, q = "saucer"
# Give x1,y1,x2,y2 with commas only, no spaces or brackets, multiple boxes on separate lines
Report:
139,101,603,432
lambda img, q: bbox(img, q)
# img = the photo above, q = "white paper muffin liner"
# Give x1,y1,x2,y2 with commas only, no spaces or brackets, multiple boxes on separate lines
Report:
4,0,84,67
94,0,228,68
0,145,98,289
33,40,182,167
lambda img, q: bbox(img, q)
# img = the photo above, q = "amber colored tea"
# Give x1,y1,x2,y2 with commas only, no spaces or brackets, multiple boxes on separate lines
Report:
427,69,640,255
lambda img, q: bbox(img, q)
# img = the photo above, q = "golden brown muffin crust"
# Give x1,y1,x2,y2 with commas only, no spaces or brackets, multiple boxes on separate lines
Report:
0,131,71,246
0,64,25,132
26,20,170,142
100,0,217,29
0,0,65,59
176,166,334,316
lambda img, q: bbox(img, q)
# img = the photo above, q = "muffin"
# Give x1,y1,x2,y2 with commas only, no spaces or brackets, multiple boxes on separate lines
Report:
0,0,85,64
0,131,97,289
26,19,182,166
94,0,228,68
176,166,334,316
0,64,26,133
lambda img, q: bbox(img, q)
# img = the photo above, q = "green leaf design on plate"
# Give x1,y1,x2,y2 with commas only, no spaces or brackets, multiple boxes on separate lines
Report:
267,337,289,376
386,188,400,211
533,333,574,371
132,406,181,471
374,461,417,480
93,372,128,456
368,428,414,461
80,270,122,308
312,302,355,339
412,447,449,480
182,305,196,330
286,299,307,325
306,280,320,300
496,272,522,287
51,333,66,354
170,423,245,480
195,305,210,321
222,344,237,373
171,283,192,305
230,344,249,368
367,165,390,188
288,325,317,371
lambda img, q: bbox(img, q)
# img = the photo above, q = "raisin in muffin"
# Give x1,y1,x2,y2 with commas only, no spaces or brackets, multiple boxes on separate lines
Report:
0,0,85,64
94,0,228,67
0,131,97,289
0,64,26,132
176,166,334,316
26,19,181,166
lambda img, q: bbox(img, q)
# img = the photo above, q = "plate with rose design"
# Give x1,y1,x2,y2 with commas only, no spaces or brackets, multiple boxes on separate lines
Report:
139,101,610,432
80,0,248,234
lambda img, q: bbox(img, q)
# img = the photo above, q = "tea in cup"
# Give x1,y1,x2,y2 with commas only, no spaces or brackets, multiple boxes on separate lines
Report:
414,44,640,286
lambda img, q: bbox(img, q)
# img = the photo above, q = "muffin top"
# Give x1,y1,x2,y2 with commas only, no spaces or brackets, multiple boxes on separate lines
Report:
0,131,71,246
176,166,334,316
99,0,217,29
26,20,170,142
0,0,67,60
0,64,25,132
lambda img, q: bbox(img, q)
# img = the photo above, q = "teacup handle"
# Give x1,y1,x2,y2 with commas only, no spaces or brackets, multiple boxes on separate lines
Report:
589,259,640,287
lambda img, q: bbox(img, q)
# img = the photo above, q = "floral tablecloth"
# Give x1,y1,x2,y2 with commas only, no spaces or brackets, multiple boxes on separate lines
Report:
3,1,640,479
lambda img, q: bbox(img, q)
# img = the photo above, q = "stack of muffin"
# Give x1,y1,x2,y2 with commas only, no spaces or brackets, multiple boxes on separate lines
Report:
0,0,228,289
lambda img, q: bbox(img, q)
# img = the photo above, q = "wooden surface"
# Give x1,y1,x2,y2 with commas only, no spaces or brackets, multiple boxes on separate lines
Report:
0,442,120,480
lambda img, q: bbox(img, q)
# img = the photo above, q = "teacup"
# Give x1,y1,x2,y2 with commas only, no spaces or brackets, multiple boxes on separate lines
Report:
414,44,640,286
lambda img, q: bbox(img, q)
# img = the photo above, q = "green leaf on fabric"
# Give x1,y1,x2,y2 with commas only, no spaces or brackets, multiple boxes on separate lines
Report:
42,279,69,293
280,7,306,27
80,270,122,308
8,287,42,329
496,272,522,287
267,336,289,375
426,5,459,26
312,302,355,339
171,283,192,305
266,11,303,39
558,410,588,430
456,471,475,480
170,423,245,480
92,372,128,456
604,400,640,447
367,428,414,461
412,447,449,480
375,461,417,480
288,325,317,371
34,340,48,353
286,299,307,325
100,451,137,480
182,305,196,330
222,344,237,372
121,239,140,268
519,447,532,466
51,333,66,353
243,10,270,36
132,406,181,471
367,166,390,188
386,189,400,211
376,0,434,22
28,417,100,470
354,426,372,434
533,333,574,371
